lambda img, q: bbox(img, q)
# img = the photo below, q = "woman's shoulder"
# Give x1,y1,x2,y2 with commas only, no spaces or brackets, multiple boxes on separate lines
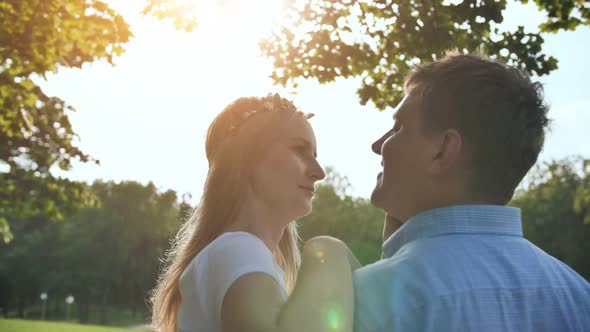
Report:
214,231,266,244
181,231,286,298
181,232,274,283
206,231,271,256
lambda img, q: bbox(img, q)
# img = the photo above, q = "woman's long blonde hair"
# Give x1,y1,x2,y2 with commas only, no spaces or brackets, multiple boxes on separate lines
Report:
150,94,309,332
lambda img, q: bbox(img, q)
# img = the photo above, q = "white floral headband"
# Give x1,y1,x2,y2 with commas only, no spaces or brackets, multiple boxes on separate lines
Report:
227,93,299,136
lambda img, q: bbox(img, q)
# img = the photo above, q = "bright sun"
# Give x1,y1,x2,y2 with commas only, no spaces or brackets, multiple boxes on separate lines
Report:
193,0,286,40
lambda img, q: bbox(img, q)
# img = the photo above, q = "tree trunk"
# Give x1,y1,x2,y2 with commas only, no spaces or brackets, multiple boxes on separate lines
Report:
78,289,90,324
50,298,59,319
132,303,137,317
2,302,9,318
99,289,108,325
17,297,25,318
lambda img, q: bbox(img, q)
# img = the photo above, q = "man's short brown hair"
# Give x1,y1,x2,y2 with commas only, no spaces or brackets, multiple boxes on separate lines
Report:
404,51,550,204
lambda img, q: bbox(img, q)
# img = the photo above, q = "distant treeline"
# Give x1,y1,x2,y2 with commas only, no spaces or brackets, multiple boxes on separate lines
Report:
1,158,588,325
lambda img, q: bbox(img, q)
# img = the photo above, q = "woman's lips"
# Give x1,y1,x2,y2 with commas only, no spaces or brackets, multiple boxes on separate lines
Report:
300,186,315,194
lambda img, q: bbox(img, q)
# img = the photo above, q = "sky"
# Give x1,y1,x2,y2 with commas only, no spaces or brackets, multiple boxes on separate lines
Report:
42,0,590,202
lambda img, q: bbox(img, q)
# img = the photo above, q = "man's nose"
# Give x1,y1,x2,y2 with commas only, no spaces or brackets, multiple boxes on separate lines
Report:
371,130,390,155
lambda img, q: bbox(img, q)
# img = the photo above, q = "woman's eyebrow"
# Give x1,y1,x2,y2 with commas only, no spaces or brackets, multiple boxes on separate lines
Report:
290,137,317,158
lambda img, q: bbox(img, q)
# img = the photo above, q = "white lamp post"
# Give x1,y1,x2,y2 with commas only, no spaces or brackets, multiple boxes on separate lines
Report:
40,293,48,320
65,295,75,321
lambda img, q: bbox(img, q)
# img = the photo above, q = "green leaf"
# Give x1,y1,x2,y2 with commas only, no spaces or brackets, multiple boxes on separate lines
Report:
259,0,567,110
0,217,13,243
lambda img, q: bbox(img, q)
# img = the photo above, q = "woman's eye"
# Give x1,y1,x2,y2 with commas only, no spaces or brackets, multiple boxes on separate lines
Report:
292,146,306,155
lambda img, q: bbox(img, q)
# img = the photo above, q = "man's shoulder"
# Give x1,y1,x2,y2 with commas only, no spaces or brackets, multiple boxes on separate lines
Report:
525,240,590,289
354,237,455,277
352,251,438,329
353,248,415,280
353,246,439,300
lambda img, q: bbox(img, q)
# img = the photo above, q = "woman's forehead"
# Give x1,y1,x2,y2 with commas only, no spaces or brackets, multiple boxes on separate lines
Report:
282,118,316,141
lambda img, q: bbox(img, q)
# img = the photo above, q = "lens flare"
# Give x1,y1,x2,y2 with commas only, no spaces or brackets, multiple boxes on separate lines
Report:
327,308,340,329
322,303,345,330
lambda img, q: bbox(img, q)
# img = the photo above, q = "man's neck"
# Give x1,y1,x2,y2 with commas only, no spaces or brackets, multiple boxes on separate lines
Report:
383,214,403,243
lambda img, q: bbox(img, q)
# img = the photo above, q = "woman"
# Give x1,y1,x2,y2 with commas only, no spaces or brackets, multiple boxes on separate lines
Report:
150,94,360,332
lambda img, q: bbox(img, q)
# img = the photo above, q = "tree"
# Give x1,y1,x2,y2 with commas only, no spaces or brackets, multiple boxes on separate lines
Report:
76,180,179,323
142,0,199,32
0,0,132,241
299,167,384,265
141,0,590,46
0,180,181,323
258,0,576,110
0,216,57,318
322,166,353,196
530,0,590,32
511,157,590,280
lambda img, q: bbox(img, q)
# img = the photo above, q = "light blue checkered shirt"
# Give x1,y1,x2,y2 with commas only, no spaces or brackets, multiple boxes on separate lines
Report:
353,205,590,331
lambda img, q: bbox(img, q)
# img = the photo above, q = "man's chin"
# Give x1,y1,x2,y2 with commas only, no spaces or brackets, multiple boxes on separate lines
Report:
371,189,401,218
370,187,384,209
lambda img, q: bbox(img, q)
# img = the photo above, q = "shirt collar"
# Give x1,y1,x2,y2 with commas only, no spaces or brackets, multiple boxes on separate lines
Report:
382,205,523,258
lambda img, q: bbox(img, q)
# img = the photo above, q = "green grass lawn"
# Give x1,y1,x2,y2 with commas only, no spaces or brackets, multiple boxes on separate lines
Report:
0,319,150,332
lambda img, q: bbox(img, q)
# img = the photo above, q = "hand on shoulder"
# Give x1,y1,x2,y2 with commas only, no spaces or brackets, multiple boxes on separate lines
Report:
303,236,362,271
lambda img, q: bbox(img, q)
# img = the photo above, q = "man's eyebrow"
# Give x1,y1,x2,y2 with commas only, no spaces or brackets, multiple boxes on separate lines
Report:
290,137,317,157
393,96,411,121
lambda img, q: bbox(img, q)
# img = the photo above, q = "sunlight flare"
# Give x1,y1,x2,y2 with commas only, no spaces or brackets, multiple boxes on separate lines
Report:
190,0,286,40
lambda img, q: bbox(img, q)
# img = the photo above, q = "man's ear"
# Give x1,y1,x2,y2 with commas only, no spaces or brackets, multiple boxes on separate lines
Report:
430,129,462,174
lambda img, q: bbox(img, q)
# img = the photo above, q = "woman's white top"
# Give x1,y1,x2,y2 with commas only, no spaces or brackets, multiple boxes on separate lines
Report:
177,232,288,332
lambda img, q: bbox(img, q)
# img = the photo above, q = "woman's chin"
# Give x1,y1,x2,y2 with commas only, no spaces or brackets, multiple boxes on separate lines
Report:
293,201,313,220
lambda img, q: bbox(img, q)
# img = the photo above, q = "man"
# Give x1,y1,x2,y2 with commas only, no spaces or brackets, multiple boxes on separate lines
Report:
353,52,590,331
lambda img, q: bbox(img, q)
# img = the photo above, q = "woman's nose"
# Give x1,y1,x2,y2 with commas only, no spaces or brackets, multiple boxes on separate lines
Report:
310,159,326,182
